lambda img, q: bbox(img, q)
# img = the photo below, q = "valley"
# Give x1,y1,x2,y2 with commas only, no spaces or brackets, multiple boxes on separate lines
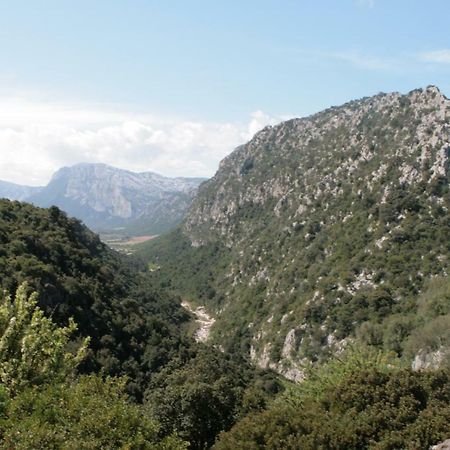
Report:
0,163,206,237
100,232,158,254
2,1,450,447
1,87,449,449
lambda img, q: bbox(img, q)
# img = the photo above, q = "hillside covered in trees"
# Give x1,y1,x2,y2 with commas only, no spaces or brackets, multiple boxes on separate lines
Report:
0,198,191,398
138,87,450,380
0,199,282,448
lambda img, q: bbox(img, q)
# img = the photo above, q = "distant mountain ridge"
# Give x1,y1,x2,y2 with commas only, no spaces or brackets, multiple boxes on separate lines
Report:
0,179,42,201
2,163,206,235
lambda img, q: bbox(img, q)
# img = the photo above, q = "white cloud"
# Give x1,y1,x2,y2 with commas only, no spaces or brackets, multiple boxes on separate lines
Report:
0,97,284,186
420,49,450,64
333,51,395,71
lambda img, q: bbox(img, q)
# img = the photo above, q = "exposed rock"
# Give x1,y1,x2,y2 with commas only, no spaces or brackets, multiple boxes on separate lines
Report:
281,329,297,359
431,439,450,450
412,348,446,371
181,301,215,343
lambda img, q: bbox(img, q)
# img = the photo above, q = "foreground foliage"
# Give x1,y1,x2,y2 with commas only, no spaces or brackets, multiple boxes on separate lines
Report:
145,347,281,450
215,349,450,449
0,284,187,449
0,283,88,394
1,376,187,450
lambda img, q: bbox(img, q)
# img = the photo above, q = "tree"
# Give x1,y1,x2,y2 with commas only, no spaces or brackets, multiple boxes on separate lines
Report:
145,347,280,450
0,284,188,449
215,368,450,450
0,283,88,394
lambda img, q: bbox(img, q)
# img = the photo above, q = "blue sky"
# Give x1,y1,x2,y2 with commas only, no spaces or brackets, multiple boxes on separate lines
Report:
0,0,449,184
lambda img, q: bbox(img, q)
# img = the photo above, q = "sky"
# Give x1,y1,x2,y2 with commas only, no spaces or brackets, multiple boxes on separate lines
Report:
0,0,450,186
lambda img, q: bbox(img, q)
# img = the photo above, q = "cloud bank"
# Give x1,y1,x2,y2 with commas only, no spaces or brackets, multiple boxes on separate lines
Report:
0,98,284,186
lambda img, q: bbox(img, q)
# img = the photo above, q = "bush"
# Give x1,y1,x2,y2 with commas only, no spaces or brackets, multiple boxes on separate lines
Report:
1,375,187,450
215,368,450,450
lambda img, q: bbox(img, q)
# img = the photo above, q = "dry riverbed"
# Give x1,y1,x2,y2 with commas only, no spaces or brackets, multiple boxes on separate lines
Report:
181,301,215,342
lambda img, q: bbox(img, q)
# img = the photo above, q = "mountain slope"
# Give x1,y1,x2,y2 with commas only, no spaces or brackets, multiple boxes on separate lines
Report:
138,86,450,378
0,199,283,447
0,180,42,201
27,163,205,234
0,199,193,398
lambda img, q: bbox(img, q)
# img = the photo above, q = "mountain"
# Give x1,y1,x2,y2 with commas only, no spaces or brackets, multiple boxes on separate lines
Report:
26,163,206,235
0,180,42,201
138,86,450,379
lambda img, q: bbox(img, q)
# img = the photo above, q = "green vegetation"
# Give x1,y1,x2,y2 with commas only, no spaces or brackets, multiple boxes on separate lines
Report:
148,262,161,272
138,228,230,306
0,199,191,399
281,344,402,402
0,283,88,395
0,200,281,448
215,348,450,449
137,88,450,367
145,347,280,449
1,376,187,450
0,283,187,449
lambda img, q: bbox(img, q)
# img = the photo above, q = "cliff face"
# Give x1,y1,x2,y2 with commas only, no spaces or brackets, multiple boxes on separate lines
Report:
27,163,205,234
144,86,450,378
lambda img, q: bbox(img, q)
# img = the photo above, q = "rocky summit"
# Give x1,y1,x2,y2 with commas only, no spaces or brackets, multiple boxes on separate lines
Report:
140,86,450,380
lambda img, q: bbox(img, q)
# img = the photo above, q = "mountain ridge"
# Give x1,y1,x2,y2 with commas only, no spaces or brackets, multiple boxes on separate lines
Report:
139,86,450,379
0,179,43,201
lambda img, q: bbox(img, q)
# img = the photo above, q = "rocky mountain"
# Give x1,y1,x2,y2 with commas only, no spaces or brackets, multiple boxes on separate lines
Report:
26,163,206,234
0,180,42,201
139,86,450,379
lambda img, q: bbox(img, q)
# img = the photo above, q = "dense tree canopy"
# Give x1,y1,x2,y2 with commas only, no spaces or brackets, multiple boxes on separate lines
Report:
0,199,192,398
215,363,450,449
145,347,281,450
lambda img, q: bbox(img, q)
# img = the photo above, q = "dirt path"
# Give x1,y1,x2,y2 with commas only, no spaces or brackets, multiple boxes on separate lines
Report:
181,301,215,343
